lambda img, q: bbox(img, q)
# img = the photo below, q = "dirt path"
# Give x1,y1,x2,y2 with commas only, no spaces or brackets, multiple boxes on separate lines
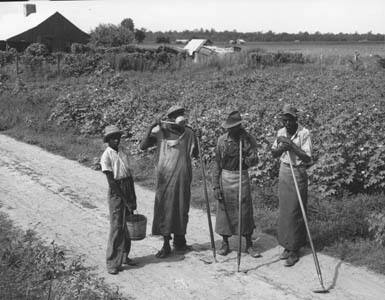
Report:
1,134,385,300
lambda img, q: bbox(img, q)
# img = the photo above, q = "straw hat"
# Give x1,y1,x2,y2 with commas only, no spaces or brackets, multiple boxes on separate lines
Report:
222,111,242,129
103,125,123,142
281,104,298,118
167,105,185,117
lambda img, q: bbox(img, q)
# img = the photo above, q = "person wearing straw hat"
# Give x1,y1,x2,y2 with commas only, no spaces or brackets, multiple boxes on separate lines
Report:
140,105,198,258
271,104,312,267
100,125,137,274
212,110,261,257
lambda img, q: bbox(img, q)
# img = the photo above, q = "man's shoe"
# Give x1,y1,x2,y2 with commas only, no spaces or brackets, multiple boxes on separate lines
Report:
122,257,137,266
280,249,290,260
245,246,262,258
218,242,230,256
174,244,193,253
284,252,299,267
107,268,119,275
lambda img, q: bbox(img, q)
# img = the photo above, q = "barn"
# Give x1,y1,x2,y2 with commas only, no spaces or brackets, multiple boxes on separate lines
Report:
0,8,89,52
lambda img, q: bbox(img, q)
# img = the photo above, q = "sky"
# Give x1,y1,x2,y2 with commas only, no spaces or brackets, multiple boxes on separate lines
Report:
0,0,384,34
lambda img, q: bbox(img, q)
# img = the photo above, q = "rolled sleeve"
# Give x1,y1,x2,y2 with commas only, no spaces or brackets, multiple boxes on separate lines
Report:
301,130,312,158
100,152,112,173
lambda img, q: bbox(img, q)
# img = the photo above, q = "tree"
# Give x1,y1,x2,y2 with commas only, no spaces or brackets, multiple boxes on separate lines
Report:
121,18,134,31
90,24,134,47
156,35,170,44
135,28,146,43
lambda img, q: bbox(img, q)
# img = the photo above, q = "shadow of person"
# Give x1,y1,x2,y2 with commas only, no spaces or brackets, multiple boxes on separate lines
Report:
326,259,343,291
121,231,281,271
119,251,186,271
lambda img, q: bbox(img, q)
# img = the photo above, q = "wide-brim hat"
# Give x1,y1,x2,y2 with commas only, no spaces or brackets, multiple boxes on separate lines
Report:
222,110,242,129
167,105,185,117
103,125,123,142
281,104,298,118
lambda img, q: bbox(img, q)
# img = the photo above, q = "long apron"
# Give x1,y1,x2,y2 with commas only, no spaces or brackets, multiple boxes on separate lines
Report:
215,170,255,236
152,128,195,236
106,177,136,271
278,163,308,251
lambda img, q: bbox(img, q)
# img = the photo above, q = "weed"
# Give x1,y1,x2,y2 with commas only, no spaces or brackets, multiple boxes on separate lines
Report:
0,211,131,299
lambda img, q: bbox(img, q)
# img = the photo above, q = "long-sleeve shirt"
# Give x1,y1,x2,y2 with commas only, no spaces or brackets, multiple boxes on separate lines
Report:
212,131,259,189
140,123,199,159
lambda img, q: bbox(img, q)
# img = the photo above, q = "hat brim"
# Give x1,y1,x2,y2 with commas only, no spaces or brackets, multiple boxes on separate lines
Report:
222,120,242,129
167,108,185,117
281,112,297,118
103,131,123,143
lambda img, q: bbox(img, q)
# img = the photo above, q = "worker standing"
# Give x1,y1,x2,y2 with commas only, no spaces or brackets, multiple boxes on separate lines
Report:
140,105,198,258
100,125,137,274
212,111,261,257
271,104,312,267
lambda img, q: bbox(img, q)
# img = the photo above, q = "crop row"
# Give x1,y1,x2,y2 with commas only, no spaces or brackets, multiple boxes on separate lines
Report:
45,63,385,198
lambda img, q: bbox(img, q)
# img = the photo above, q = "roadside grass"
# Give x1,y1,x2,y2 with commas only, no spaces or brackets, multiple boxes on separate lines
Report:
324,239,385,274
0,207,131,300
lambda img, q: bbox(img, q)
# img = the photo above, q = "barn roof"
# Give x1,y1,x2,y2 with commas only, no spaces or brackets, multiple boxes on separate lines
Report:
183,39,208,56
0,10,87,41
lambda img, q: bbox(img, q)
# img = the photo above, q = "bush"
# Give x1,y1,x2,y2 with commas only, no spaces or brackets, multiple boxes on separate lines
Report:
309,193,385,247
0,212,127,299
248,51,305,67
156,35,170,44
114,53,146,71
62,53,103,76
0,49,16,66
71,43,91,54
368,212,385,246
25,43,50,57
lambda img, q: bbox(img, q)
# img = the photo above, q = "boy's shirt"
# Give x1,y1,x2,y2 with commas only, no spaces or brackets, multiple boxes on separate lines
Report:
100,146,132,180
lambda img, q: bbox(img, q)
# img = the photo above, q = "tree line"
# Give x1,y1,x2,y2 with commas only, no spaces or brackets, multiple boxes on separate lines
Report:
145,29,385,43
90,18,385,47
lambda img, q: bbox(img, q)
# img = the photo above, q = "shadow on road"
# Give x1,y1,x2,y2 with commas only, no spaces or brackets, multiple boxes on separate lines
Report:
326,259,343,291
120,252,186,271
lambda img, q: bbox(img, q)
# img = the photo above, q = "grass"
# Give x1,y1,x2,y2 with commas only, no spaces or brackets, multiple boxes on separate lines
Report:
0,206,131,300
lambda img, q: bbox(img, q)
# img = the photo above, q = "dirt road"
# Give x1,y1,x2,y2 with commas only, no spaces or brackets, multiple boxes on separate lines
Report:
1,134,385,299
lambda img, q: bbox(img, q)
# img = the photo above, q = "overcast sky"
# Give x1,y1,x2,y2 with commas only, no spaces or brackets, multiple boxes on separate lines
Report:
0,0,384,34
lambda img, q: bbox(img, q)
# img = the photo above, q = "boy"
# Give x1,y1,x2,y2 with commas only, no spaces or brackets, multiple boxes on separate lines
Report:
100,125,137,274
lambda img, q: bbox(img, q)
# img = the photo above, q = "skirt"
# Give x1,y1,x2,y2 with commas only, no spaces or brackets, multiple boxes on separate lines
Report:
278,163,308,251
215,169,255,236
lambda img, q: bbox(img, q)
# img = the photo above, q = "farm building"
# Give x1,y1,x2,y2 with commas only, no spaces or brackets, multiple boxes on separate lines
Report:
0,5,89,52
184,39,234,62
183,39,213,56
229,39,246,45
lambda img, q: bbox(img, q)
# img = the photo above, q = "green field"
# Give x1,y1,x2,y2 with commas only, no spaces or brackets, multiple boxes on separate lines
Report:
241,41,385,56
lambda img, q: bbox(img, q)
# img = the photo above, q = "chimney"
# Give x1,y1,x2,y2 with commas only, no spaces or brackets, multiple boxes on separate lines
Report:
24,4,36,17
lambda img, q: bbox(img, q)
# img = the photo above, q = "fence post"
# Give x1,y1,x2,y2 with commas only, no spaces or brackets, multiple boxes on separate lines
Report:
16,53,19,76
57,53,60,75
